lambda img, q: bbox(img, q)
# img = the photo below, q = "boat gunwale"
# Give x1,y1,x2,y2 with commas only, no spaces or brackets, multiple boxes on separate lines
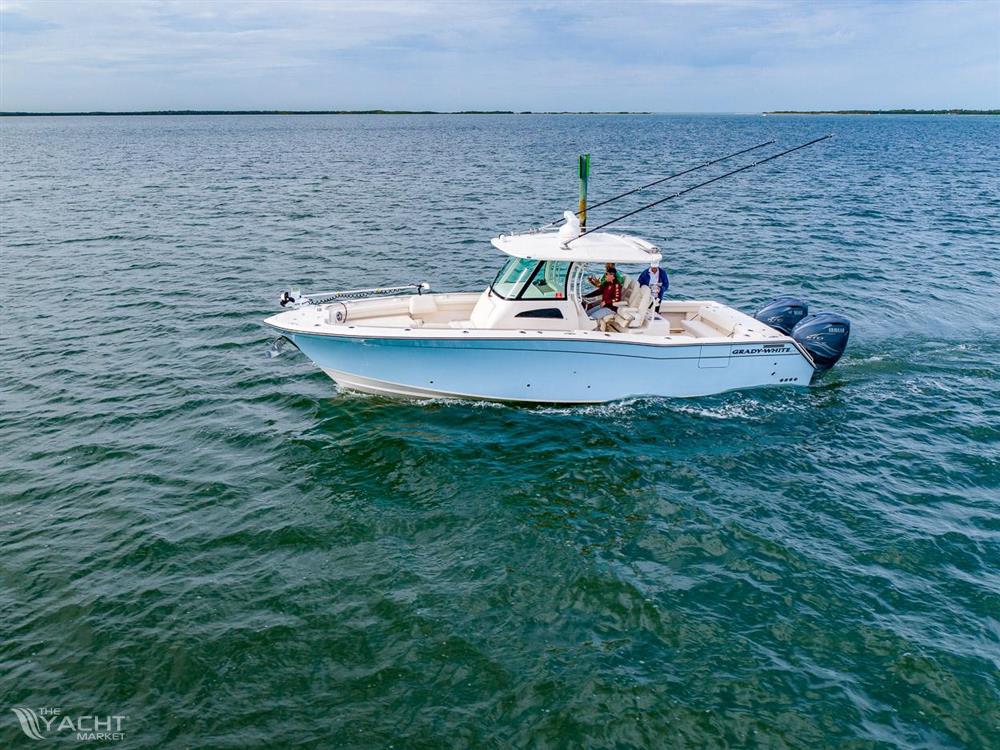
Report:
265,297,790,348
264,319,800,352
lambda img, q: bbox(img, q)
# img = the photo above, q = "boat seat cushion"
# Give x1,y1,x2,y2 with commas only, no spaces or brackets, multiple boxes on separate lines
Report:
631,286,651,325
621,276,638,300
697,307,737,335
607,286,652,332
619,278,642,308
681,318,718,338
409,295,438,319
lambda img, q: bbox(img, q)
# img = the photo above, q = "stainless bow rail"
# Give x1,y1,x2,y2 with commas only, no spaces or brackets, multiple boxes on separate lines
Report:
278,282,430,308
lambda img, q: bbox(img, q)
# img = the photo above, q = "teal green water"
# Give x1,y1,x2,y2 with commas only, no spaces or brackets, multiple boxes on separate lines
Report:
1,114,998,748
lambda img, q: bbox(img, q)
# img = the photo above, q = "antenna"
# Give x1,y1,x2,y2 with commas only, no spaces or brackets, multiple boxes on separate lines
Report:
568,134,832,242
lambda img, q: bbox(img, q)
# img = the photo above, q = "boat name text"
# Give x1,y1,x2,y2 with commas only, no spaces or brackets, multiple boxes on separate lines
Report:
731,344,793,356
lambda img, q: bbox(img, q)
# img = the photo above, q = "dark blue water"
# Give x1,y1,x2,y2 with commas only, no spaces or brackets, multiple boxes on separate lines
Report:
2,114,998,748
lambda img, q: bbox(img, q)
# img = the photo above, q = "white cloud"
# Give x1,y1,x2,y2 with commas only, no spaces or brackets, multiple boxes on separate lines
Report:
1,0,997,110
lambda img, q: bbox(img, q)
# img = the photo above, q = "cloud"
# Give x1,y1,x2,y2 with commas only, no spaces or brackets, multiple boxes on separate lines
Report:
1,0,997,111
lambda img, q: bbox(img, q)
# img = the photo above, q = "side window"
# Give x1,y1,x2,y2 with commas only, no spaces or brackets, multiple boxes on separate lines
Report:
521,261,571,299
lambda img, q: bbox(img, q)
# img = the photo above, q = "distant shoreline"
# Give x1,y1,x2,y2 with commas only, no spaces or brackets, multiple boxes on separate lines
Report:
765,109,998,115
0,109,652,117
4,108,994,118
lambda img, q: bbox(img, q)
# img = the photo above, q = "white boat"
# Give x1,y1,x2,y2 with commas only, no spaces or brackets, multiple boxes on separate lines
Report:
264,220,849,403
264,137,849,404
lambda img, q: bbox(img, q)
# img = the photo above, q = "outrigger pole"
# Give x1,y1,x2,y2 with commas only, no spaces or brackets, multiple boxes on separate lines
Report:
550,139,775,228
568,134,832,242
578,154,590,230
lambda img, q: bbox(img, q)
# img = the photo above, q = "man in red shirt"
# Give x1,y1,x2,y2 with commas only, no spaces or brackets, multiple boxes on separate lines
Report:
586,262,625,289
588,270,622,321
584,263,625,310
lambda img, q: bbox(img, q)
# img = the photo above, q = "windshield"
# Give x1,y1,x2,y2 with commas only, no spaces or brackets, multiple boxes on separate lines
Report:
491,258,573,300
491,257,539,299
521,261,572,299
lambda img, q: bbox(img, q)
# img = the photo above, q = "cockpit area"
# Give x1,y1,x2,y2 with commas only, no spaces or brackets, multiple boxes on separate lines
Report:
273,231,786,343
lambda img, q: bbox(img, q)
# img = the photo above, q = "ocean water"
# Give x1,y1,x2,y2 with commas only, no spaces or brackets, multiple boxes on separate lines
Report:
1,113,998,749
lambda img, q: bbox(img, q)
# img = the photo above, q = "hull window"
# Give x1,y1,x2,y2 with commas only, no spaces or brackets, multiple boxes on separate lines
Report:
515,308,564,319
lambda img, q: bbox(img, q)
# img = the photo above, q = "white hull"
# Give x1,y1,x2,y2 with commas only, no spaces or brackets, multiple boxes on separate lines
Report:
265,311,818,403
266,285,828,404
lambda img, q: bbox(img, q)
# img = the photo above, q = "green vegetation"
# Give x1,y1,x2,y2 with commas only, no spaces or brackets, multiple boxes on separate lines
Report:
766,109,999,115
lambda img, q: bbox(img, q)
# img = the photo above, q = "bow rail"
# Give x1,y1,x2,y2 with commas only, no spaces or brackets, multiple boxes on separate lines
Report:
279,282,430,309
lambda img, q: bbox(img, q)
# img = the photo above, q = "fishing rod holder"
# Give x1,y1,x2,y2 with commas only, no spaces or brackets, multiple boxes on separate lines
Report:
278,282,430,309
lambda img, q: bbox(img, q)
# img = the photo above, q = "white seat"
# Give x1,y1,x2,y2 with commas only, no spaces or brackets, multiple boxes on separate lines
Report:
408,295,438,322
680,318,718,338
697,307,737,336
606,285,652,331
615,277,641,309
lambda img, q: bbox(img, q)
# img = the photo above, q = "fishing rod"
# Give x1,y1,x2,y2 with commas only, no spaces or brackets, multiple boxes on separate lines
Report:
567,134,832,242
548,139,775,228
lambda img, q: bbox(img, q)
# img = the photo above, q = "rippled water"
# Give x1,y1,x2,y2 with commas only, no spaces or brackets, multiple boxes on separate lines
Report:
2,114,998,748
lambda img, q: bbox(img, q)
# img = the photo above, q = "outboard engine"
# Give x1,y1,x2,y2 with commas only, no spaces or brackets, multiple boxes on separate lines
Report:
754,296,809,335
792,312,851,372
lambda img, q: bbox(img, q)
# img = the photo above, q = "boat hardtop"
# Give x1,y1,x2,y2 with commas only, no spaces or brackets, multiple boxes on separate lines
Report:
492,226,661,263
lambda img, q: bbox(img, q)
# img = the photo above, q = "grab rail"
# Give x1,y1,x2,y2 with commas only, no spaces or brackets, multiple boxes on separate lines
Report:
279,282,430,308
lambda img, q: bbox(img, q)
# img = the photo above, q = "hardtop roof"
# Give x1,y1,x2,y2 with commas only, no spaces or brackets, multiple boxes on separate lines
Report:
491,231,662,264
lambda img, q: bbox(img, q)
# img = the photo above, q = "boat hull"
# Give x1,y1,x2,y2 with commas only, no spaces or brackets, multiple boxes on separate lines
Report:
277,331,815,403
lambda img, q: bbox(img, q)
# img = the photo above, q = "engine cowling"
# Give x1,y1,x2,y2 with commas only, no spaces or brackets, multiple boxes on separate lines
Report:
792,312,851,372
754,296,809,335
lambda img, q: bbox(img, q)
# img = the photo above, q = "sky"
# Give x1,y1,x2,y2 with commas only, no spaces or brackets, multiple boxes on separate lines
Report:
1,0,998,112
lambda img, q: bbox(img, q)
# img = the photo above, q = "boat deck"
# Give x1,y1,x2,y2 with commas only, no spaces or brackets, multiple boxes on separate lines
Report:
270,293,787,344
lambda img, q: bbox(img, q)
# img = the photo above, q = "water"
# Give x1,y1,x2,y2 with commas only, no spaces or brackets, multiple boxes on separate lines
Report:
1,114,998,748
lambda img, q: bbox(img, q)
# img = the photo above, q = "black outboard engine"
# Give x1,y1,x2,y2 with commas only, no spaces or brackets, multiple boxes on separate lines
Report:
754,296,809,335
792,312,851,372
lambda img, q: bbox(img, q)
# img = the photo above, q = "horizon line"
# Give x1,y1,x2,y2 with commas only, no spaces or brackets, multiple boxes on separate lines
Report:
2,108,997,118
